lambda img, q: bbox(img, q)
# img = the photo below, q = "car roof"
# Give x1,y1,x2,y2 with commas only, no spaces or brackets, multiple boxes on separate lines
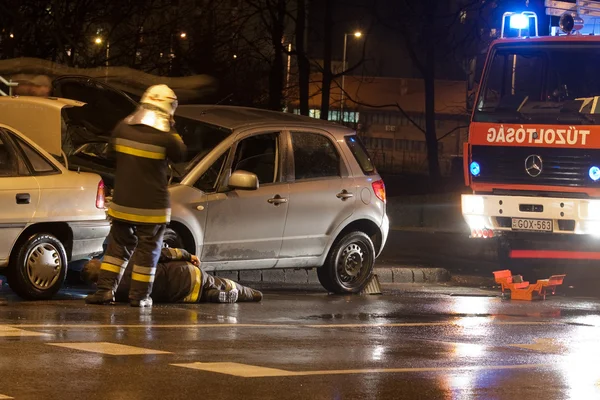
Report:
176,105,355,136
491,35,600,46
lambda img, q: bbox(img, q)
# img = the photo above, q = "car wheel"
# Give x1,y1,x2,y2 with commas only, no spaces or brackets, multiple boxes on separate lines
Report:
163,228,184,249
317,231,375,294
7,233,68,300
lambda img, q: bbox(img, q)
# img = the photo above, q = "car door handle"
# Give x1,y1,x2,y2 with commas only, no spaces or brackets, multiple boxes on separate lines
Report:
16,193,30,205
267,195,288,205
336,190,354,200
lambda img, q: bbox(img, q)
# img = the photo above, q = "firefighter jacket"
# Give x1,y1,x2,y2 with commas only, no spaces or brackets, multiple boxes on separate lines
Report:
116,248,206,303
107,121,187,224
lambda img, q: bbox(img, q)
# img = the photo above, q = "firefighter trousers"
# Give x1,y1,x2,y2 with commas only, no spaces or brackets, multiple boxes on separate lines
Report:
97,220,166,301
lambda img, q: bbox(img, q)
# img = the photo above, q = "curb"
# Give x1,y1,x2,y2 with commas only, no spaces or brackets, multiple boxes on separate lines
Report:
219,266,457,286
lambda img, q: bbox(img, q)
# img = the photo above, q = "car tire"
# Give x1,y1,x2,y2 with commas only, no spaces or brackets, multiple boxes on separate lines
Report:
7,233,68,300
163,227,184,249
317,231,375,294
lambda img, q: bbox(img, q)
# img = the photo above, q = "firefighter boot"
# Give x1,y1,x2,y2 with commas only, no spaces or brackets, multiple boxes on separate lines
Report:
250,289,263,302
217,289,239,303
130,296,153,308
85,290,115,305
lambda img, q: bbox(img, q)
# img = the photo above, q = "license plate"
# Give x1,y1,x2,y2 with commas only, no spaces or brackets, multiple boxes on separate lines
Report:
511,218,553,232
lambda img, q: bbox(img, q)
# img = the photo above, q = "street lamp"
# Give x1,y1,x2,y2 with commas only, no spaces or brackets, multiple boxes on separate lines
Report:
180,32,187,39
94,36,110,69
340,31,363,122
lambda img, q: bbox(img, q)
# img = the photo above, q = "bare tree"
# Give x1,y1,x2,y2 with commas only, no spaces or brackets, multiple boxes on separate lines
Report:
294,0,310,115
375,0,494,179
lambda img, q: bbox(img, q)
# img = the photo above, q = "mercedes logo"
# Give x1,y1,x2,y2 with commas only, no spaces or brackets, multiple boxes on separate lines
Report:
525,154,543,177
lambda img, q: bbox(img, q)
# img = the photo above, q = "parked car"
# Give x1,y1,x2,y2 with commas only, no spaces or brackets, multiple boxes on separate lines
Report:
0,104,109,299
166,105,389,294
2,78,389,294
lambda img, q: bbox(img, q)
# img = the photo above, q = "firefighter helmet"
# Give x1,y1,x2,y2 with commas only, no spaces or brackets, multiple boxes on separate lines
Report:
140,84,178,116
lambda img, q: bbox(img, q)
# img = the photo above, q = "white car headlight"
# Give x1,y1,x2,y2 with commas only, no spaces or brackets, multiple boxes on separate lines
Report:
462,195,484,215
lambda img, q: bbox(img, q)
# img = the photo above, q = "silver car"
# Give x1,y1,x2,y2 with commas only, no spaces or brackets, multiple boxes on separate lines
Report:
166,106,389,294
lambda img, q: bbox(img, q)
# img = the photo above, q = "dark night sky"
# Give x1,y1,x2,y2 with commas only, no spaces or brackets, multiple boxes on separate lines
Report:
307,0,551,80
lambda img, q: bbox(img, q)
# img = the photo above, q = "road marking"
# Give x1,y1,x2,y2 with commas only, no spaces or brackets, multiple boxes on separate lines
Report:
5,321,560,330
0,326,49,337
47,342,172,356
0,394,13,399
171,361,549,378
509,338,564,353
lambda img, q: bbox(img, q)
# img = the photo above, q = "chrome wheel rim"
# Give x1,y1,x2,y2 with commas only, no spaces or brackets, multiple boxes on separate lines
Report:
26,243,62,290
337,242,370,287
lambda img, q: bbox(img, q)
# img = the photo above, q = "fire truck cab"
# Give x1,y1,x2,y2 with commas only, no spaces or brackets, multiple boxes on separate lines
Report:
462,1,600,259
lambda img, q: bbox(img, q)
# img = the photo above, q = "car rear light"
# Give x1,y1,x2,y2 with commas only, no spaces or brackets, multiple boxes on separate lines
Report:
96,180,105,209
372,180,386,203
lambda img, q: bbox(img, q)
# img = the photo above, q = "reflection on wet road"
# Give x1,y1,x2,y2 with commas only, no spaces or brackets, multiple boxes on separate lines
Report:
1,286,600,399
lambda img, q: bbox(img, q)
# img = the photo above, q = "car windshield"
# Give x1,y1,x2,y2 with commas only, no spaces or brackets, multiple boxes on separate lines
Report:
69,116,230,181
474,43,600,125
172,115,231,177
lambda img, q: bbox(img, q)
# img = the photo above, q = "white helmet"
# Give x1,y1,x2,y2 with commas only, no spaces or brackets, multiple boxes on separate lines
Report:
140,84,178,116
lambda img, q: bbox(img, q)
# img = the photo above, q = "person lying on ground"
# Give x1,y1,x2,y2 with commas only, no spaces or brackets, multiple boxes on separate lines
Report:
82,248,263,303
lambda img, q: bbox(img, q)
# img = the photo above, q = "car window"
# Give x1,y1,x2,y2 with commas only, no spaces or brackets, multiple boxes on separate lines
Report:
344,135,376,175
75,142,111,160
13,136,57,174
232,133,278,185
291,132,340,180
0,133,17,177
194,152,227,192
174,116,231,167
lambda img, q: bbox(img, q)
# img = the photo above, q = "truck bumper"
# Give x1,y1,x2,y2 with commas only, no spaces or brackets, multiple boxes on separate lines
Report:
462,194,600,237
68,220,110,261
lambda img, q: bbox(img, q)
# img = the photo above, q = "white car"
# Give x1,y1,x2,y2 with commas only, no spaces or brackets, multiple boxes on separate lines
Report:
0,109,109,300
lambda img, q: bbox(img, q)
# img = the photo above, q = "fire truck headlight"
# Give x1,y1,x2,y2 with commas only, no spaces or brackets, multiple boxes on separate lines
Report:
462,195,484,215
510,14,529,30
590,166,600,182
469,161,480,176
587,201,600,220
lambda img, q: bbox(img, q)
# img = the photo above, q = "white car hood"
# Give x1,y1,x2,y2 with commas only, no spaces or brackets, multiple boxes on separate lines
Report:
0,96,85,156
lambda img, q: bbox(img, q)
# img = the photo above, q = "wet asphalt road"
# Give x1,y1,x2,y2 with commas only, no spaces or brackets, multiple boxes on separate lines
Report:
2,284,600,399
381,230,600,292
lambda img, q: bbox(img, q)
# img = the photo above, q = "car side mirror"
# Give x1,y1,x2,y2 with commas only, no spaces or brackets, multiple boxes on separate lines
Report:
228,170,259,190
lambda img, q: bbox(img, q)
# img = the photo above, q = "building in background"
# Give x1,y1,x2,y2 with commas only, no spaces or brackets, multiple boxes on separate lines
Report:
290,73,468,176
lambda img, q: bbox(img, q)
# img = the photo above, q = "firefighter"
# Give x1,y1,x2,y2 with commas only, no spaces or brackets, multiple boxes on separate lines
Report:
85,84,187,308
82,248,263,304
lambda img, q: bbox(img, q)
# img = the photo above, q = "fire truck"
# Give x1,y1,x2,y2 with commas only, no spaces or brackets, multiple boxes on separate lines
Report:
462,0,600,261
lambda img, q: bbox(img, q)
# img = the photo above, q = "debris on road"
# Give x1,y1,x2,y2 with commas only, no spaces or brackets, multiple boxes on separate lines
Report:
493,270,566,301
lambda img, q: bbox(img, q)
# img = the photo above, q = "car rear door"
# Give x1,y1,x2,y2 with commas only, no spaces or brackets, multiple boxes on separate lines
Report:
0,128,40,266
279,130,355,258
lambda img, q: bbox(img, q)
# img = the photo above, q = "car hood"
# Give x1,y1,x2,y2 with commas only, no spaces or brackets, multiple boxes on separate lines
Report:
0,96,85,156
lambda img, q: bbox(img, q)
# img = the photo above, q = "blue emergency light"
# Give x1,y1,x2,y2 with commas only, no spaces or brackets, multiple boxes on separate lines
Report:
509,14,529,30
470,161,480,177
590,166,600,181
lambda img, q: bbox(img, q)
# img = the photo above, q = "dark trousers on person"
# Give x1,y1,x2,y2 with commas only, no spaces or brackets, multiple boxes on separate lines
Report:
97,220,166,301
201,275,262,303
